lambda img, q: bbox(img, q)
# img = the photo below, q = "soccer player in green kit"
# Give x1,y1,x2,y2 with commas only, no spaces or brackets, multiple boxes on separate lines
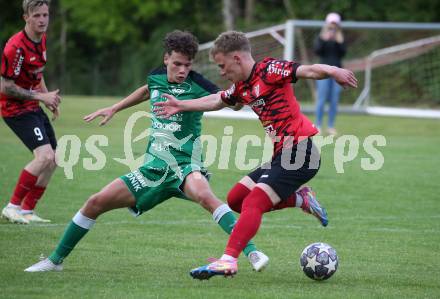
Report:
25,30,268,272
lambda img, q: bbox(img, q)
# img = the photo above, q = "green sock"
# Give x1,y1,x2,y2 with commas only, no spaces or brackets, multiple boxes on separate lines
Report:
48,212,95,264
214,204,258,257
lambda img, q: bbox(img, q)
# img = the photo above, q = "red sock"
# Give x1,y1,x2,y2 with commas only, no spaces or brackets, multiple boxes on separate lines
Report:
10,169,38,205
227,183,251,213
272,193,297,211
22,185,46,211
225,187,274,258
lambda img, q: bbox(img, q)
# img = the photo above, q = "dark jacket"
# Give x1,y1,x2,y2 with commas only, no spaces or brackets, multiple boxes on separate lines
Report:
313,37,346,68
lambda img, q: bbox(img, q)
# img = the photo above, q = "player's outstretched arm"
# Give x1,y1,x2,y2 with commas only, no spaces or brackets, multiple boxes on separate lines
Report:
154,92,227,118
296,64,358,89
84,85,149,126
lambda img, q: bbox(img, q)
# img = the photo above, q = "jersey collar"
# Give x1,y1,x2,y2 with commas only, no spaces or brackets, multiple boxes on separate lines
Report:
22,30,43,45
244,62,257,84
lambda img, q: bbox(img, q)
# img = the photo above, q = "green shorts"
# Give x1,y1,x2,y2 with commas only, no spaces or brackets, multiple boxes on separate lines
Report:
120,162,209,216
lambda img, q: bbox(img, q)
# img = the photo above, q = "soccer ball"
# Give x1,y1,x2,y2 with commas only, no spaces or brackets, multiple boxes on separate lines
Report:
300,242,338,280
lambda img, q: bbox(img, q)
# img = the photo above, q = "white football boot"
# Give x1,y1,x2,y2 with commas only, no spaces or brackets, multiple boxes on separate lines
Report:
248,250,269,272
22,212,51,223
1,206,29,224
24,258,63,272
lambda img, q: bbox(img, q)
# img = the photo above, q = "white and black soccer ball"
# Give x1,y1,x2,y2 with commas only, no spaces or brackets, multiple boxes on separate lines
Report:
300,242,338,280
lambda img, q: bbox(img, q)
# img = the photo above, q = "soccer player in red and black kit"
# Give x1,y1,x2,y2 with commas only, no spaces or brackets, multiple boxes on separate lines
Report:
1,0,60,224
155,31,358,279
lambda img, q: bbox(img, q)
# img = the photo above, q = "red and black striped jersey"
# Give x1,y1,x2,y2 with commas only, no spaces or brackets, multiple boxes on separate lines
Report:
221,57,318,154
1,30,46,117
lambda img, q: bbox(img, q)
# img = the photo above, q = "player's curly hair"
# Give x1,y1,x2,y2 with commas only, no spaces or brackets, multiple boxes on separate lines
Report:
23,0,50,14
163,30,199,60
210,31,251,58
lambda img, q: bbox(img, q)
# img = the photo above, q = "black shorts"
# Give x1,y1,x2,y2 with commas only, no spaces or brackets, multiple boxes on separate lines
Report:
247,138,320,201
3,108,57,152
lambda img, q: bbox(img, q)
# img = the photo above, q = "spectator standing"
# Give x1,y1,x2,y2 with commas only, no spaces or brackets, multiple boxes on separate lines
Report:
314,13,347,135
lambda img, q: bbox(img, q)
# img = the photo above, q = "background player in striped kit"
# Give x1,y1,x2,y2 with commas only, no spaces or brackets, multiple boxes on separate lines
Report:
1,0,61,224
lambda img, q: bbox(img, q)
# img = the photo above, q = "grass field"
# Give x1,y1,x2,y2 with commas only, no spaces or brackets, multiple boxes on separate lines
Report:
1,96,439,299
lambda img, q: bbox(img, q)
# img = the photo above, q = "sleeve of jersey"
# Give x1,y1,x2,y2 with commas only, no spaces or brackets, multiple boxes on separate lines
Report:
263,59,301,84
1,46,24,80
191,72,221,97
220,84,239,106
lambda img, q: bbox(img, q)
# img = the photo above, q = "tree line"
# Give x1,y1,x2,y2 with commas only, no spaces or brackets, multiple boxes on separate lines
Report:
1,0,439,95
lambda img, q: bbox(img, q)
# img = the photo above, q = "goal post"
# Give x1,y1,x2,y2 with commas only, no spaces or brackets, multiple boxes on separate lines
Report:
353,35,440,108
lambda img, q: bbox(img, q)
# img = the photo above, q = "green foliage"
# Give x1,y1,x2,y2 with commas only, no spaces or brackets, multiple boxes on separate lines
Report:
59,0,182,46
288,0,440,22
0,0,23,46
0,0,439,96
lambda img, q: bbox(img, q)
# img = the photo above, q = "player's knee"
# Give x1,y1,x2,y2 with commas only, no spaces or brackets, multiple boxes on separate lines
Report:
47,155,57,171
35,151,56,169
195,190,218,210
227,183,249,213
84,193,106,215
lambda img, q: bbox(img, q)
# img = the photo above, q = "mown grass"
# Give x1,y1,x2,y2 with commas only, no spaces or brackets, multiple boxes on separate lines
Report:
1,96,439,298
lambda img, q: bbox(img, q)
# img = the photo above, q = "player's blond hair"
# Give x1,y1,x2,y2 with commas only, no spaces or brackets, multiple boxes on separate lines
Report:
23,0,50,15
210,31,251,58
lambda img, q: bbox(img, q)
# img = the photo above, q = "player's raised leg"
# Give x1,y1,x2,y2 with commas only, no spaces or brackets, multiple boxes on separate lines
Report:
228,174,327,226
296,186,328,226
183,172,269,272
270,186,328,227
24,178,135,272
190,183,276,279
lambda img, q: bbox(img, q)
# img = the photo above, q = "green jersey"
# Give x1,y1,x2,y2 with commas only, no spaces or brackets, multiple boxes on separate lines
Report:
146,66,220,171
120,67,219,215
